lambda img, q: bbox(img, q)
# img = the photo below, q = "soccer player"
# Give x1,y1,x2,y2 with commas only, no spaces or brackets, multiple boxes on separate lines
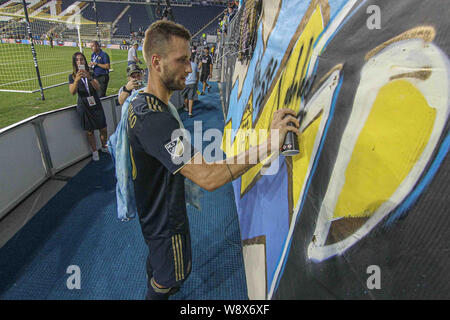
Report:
126,20,299,300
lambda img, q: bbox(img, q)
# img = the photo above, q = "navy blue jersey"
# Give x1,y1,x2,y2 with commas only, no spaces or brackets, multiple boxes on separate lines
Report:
200,54,212,74
127,92,198,239
91,49,110,76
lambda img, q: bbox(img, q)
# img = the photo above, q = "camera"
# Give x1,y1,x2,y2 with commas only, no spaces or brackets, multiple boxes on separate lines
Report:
136,80,143,87
78,64,85,70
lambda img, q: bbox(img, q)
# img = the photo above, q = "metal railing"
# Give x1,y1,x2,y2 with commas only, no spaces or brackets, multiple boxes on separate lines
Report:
216,0,261,118
216,6,243,117
0,94,121,221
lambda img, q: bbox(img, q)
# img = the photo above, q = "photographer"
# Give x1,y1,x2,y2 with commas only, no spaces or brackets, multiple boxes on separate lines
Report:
118,64,145,105
69,52,108,161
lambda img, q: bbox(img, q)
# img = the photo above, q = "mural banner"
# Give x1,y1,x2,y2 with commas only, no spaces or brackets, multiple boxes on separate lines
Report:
223,0,449,299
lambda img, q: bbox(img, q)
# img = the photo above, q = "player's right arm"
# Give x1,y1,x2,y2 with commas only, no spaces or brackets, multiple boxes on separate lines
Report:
180,108,299,191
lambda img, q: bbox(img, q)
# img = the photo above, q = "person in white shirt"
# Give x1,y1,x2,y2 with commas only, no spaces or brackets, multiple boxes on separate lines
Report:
128,42,142,66
181,53,199,117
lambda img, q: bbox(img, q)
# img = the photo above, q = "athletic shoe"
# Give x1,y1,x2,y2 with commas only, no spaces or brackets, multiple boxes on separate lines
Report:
207,85,211,92
92,151,100,161
200,92,205,95
189,113,193,118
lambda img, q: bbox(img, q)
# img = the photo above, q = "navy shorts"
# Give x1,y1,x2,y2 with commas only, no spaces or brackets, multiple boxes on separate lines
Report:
146,232,192,289
200,71,209,83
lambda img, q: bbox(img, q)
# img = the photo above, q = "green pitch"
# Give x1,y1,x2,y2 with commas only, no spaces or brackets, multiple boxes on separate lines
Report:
0,43,140,129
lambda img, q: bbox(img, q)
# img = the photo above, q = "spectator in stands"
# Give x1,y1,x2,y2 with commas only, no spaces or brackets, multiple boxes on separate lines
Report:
191,45,197,62
181,53,199,117
125,20,299,300
69,52,108,161
198,46,213,95
220,13,227,35
118,64,144,105
88,40,110,97
48,33,53,49
227,5,236,22
128,41,142,66
202,33,207,46
162,6,173,21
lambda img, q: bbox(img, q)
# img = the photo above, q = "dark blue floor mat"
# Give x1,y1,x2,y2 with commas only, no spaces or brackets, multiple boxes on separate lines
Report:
0,82,248,300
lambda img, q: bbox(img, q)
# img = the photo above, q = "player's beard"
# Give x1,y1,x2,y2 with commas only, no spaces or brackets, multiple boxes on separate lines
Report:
161,64,185,91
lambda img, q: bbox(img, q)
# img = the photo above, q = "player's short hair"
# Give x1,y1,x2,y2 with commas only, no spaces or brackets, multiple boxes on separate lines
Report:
143,20,191,67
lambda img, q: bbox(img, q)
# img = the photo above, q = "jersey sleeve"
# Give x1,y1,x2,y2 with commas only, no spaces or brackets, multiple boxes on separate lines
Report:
68,74,74,84
136,112,199,174
103,52,110,64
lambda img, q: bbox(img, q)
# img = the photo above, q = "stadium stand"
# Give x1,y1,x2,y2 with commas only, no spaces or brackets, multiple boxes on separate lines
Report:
111,4,225,37
0,0,228,41
60,0,76,12
82,1,127,23
171,5,225,35
113,3,151,37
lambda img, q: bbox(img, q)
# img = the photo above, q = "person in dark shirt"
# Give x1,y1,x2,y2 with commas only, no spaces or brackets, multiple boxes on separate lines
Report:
227,5,236,22
89,40,110,97
198,46,213,95
69,52,108,161
127,20,299,300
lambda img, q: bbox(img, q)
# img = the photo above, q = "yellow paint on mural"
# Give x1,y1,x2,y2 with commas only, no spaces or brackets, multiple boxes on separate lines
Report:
222,94,256,158
334,80,436,219
221,4,326,196
221,120,233,154
291,114,323,209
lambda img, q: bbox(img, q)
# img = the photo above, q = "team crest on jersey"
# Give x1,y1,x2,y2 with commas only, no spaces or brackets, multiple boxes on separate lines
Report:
165,137,184,158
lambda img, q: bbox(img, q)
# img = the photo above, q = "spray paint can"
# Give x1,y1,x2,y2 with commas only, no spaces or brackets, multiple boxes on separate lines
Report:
281,110,305,156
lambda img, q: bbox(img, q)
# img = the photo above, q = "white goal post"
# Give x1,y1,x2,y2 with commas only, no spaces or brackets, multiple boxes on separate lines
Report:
0,1,111,95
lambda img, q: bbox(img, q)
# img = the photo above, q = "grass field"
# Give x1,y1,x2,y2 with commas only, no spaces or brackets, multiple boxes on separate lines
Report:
0,43,144,129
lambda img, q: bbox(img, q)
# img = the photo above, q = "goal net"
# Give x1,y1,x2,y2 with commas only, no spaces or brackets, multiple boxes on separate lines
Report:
0,2,112,94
